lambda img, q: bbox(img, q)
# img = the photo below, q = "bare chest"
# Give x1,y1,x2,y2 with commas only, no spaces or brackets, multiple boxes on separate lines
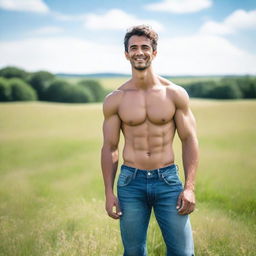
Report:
118,90,175,125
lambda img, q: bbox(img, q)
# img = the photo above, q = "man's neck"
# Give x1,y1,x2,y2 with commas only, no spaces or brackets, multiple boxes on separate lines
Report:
131,67,159,90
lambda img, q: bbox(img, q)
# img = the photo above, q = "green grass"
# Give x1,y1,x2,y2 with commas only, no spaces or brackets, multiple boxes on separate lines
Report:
0,100,256,255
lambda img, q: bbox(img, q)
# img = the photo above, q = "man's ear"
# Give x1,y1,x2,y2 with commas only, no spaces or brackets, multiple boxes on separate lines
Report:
153,50,157,58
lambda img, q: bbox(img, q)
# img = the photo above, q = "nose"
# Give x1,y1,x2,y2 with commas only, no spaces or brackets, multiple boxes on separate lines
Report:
135,47,143,55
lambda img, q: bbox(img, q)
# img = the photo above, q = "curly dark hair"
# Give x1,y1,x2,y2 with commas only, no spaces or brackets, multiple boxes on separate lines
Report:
124,25,158,52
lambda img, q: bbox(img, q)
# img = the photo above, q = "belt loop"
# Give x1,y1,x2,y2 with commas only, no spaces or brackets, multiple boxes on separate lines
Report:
157,169,161,179
133,168,138,179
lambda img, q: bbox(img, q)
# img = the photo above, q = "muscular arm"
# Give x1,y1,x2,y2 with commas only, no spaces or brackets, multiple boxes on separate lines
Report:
174,87,199,214
101,92,122,219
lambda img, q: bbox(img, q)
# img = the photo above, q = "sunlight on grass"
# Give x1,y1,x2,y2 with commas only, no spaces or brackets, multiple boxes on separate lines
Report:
0,100,255,255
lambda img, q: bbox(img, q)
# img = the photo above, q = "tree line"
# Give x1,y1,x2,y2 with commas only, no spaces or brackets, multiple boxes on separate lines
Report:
184,76,256,99
0,66,256,102
0,66,109,103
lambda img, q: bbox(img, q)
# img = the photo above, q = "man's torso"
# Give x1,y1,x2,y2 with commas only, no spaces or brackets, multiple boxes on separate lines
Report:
115,78,179,170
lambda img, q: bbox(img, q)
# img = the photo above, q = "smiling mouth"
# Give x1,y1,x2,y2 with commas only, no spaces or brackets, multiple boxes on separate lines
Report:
134,57,147,61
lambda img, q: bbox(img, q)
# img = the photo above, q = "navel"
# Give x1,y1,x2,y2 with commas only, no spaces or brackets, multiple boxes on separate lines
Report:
146,152,151,156
162,118,165,122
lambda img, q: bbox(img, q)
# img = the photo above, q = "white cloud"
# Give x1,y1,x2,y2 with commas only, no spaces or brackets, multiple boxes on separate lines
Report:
199,21,234,35
224,9,256,30
200,9,256,35
0,0,49,13
0,35,255,75
84,9,164,31
155,35,256,75
31,26,64,35
145,0,212,14
0,37,129,74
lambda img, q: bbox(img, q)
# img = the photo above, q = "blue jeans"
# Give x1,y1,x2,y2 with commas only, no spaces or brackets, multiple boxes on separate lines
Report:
117,164,194,256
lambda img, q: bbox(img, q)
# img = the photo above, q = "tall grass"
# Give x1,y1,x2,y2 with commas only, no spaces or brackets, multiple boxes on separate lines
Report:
0,100,255,255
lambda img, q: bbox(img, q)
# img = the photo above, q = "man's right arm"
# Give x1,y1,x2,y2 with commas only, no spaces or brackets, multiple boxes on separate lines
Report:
101,92,122,219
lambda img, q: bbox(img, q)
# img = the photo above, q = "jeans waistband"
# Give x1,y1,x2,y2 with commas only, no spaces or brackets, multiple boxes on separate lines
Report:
121,164,178,176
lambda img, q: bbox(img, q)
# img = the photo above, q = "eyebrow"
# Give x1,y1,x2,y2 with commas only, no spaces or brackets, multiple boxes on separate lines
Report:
129,44,151,48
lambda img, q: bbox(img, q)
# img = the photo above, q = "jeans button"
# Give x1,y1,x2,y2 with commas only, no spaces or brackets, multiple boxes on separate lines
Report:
148,172,151,176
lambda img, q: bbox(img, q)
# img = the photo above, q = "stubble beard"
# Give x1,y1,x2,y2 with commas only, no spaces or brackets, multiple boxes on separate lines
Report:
132,59,152,71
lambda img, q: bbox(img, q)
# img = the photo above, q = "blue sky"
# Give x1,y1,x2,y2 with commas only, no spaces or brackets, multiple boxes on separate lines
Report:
0,0,255,75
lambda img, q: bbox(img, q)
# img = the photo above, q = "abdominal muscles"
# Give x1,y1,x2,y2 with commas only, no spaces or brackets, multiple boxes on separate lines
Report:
122,120,176,170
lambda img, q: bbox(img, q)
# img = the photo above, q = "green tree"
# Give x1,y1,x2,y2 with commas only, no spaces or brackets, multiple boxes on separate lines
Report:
235,76,256,98
78,79,106,102
185,81,218,98
0,77,12,101
210,83,242,99
0,66,29,80
8,78,37,101
45,80,93,103
28,71,55,100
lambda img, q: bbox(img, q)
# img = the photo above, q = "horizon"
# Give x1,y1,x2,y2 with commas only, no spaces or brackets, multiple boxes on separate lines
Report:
2,65,256,78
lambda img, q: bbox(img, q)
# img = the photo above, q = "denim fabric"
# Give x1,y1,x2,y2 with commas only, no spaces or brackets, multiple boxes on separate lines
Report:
117,164,194,256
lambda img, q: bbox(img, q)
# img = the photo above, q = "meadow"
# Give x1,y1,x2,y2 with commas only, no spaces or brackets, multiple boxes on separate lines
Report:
0,99,256,256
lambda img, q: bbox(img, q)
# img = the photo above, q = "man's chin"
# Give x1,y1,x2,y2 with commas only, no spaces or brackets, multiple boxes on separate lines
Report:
133,64,150,71
134,66,148,71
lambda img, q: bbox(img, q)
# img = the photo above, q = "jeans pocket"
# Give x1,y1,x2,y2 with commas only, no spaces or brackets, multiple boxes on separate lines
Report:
117,170,134,187
162,170,182,186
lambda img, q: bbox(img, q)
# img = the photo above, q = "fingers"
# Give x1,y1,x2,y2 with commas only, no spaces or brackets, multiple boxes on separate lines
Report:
106,198,122,219
178,199,195,215
115,200,123,217
178,198,187,215
177,189,196,215
107,207,120,219
106,206,119,219
176,192,183,210
187,203,195,214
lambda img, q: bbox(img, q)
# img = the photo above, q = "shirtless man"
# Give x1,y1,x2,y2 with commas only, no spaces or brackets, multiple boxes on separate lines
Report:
101,25,199,256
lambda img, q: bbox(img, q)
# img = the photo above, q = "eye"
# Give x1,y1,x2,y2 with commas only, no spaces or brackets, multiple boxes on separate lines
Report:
142,45,150,50
130,46,137,51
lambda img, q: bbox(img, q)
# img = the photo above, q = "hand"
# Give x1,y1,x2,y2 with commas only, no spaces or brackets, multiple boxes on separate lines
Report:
176,189,195,215
105,193,122,219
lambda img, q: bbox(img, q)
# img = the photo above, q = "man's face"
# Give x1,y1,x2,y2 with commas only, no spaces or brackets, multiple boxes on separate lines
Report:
125,35,157,71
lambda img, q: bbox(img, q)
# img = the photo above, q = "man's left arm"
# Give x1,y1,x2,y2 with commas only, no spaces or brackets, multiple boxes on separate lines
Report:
174,87,199,215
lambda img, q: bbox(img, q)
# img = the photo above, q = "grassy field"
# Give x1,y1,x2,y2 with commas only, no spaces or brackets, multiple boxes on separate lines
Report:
0,100,256,256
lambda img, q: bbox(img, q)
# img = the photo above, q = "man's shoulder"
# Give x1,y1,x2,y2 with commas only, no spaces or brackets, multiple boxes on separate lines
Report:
104,79,132,102
160,78,186,95
167,83,187,96
160,78,189,108
103,89,123,107
104,89,123,101
103,91,120,117
103,82,130,117
158,76,185,92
